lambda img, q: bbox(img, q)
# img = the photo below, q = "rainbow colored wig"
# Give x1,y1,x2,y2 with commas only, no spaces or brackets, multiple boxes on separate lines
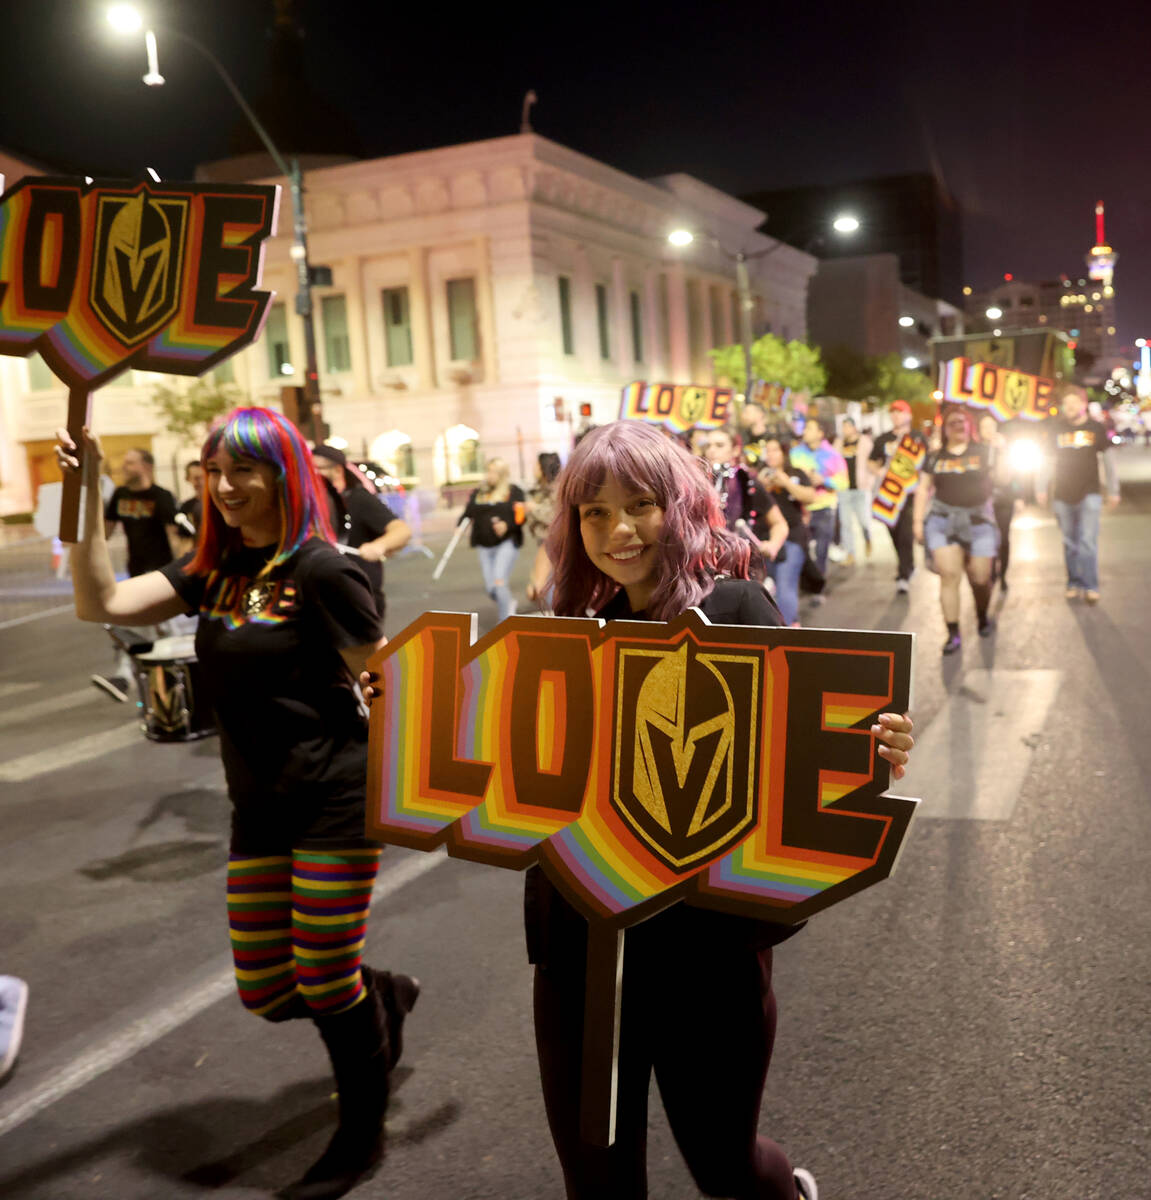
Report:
546,420,751,621
186,407,334,577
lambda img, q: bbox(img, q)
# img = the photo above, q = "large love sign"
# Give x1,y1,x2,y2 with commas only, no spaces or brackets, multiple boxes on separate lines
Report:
940,357,1055,422
367,610,917,1142
0,174,278,538
619,380,734,434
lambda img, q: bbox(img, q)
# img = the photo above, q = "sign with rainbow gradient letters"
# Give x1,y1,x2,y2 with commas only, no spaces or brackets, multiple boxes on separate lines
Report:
366,610,917,1143
0,174,278,539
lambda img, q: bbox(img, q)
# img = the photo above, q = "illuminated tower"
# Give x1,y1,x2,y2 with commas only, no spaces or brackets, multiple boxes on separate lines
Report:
1086,200,1116,285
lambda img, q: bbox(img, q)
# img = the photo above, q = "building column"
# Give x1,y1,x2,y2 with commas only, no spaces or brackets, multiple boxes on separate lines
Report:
612,257,631,376
344,255,372,397
408,246,436,391
667,261,690,382
474,235,498,385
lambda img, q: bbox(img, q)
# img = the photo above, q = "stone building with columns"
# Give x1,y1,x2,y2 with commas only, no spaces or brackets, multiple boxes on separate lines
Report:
1,134,816,516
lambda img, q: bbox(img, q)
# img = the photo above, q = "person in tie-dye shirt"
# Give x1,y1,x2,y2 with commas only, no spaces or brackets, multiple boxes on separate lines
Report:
789,416,848,584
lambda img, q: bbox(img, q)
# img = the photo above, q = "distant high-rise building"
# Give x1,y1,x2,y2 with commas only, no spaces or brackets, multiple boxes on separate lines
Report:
964,202,1118,383
741,172,964,306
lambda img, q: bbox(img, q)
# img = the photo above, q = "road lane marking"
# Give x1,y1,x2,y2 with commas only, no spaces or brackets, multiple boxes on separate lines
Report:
2,689,103,727
0,722,141,783
0,682,39,700
0,604,73,631
0,847,448,1140
899,668,1062,820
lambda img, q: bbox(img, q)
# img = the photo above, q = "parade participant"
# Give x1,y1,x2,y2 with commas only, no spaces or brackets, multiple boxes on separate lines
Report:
834,417,873,564
459,457,526,622
703,426,789,563
176,459,205,550
869,400,925,595
913,407,998,655
525,451,562,609
528,421,914,1200
757,436,817,627
788,416,847,586
313,444,411,625
1035,389,1120,603
57,409,418,1200
977,414,1018,593
91,447,181,702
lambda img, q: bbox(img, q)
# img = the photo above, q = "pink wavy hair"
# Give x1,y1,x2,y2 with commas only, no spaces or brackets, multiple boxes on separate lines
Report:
546,421,751,620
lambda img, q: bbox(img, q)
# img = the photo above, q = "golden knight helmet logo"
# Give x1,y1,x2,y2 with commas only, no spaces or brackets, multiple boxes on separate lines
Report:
91,189,188,346
612,639,761,872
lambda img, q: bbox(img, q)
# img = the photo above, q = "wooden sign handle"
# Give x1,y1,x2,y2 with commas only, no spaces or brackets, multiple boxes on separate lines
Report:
59,387,93,544
579,924,625,1146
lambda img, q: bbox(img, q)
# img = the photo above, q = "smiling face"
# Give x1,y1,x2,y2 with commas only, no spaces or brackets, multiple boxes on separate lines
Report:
205,450,281,546
578,476,665,612
943,409,970,448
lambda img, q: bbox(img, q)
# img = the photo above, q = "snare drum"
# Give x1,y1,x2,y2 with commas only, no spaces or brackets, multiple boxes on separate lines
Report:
132,636,215,742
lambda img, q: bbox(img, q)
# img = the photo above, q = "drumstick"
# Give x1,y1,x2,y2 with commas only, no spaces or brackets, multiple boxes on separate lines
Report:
432,518,471,581
733,518,762,548
334,542,363,557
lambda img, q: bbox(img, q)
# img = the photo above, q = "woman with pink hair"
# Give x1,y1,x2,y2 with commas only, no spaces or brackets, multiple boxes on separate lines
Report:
528,421,915,1200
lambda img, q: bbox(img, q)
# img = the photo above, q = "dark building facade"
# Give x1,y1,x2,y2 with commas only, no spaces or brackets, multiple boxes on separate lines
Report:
742,173,964,307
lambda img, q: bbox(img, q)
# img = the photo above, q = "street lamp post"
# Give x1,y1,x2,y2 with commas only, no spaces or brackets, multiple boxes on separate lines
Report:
668,214,859,407
108,7,326,443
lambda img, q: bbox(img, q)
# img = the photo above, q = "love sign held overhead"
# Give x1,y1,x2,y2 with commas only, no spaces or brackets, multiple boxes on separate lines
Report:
0,174,279,539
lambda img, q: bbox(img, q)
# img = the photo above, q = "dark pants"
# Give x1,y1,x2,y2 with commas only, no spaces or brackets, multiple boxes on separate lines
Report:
887,503,916,582
993,498,1014,582
808,508,836,579
532,903,795,1199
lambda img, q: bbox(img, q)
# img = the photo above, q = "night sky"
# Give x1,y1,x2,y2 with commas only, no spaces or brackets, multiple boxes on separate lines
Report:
1,0,1147,348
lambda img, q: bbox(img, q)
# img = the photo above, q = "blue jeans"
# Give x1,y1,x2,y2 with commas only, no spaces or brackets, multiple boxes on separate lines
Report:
808,507,836,578
837,489,871,559
477,539,520,621
1053,493,1102,591
766,543,804,625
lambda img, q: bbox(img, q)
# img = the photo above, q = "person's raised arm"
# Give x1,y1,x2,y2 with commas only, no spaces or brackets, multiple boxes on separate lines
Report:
57,427,186,625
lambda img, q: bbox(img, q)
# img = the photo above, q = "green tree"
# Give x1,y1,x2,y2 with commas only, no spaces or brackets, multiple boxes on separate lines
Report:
708,334,827,394
820,343,875,400
150,376,246,447
870,353,935,408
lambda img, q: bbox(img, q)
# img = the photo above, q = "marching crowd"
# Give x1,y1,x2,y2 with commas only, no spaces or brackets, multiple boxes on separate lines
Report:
24,383,1119,1200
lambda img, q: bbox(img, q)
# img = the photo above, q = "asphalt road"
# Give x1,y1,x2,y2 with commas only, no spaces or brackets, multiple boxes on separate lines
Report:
1,455,1149,1200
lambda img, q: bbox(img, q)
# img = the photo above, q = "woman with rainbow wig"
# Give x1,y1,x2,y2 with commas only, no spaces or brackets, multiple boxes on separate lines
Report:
528,421,914,1200
57,407,417,1200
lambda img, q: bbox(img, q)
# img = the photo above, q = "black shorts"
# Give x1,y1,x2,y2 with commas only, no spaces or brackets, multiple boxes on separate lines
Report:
229,790,381,857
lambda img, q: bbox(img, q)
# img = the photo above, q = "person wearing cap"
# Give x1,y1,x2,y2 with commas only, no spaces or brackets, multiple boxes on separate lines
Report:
313,445,411,624
869,400,926,594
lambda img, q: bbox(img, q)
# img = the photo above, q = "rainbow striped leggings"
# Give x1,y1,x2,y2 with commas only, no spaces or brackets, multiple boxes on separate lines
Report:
226,847,381,1020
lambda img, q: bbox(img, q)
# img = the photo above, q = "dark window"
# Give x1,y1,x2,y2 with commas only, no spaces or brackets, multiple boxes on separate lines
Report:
447,278,479,361
630,290,643,362
265,302,291,376
383,286,414,366
595,283,611,360
558,275,574,355
321,295,351,373
709,288,725,347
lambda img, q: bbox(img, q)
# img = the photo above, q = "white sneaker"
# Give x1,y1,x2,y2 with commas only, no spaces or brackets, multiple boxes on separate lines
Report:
895,578,911,594
0,976,29,1080
794,1167,819,1199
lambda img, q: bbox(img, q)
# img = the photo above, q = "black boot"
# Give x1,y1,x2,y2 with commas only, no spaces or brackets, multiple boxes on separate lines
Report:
280,992,390,1200
263,991,312,1023
361,967,421,1070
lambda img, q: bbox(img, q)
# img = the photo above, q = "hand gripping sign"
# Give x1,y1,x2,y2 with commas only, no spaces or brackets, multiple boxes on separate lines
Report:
0,174,278,540
366,610,917,1144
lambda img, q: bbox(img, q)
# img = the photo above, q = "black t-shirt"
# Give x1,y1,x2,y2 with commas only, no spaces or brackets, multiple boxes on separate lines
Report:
463,485,526,548
1050,417,1108,504
524,578,800,969
764,467,811,544
720,467,778,541
870,429,927,471
105,484,177,576
160,539,381,823
177,495,202,536
841,437,860,489
924,443,992,509
336,487,401,596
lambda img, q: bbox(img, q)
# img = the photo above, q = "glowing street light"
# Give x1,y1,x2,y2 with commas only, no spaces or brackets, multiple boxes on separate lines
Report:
667,228,694,247
106,4,143,33
903,356,920,370
832,214,860,234
986,306,1004,321
898,315,915,328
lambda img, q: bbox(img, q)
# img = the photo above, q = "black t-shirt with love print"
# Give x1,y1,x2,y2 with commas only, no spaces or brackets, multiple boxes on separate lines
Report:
924,443,992,509
161,539,381,821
